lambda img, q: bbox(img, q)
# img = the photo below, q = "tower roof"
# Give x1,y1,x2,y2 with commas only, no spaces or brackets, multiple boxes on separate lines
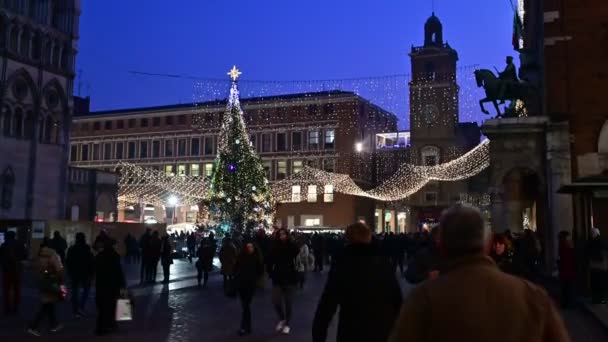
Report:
425,12,442,28
424,12,444,47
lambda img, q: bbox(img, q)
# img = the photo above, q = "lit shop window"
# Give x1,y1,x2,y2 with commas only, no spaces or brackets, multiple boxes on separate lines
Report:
307,185,317,203
204,163,214,178
277,161,287,180
291,185,301,202
177,164,187,177
165,165,174,177
191,164,200,177
324,129,335,149
304,218,321,227
324,184,334,203
292,160,303,174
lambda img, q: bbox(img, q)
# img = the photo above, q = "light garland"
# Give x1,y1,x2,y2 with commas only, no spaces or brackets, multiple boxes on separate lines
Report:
117,138,490,206
273,139,490,202
116,161,210,209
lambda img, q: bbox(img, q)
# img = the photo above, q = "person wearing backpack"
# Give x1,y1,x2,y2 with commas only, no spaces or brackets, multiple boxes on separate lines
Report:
27,238,65,336
0,230,26,315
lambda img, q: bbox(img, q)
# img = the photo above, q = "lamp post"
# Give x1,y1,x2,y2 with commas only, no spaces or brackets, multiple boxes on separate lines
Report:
167,195,178,224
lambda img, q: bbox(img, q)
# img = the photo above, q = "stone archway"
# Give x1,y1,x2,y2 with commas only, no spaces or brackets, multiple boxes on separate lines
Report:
96,192,116,222
502,167,543,233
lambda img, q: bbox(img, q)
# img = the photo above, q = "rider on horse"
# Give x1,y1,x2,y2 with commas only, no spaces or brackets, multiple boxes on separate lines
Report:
498,56,519,103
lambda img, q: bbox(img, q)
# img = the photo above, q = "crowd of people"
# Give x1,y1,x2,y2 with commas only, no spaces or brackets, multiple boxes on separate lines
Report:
0,205,607,340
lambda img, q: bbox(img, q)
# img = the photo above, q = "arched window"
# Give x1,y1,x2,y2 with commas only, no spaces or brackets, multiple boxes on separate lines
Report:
19,27,29,57
24,110,34,139
45,115,55,144
61,45,70,70
13,107,23,138
52,43,60,67
43,40,52,65
2,107,12,136
1,167,15,210
9,25,19,52
31,32,41,60
421,145,440,166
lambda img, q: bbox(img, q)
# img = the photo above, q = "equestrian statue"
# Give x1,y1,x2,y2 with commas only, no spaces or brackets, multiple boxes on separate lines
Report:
474,56,535,118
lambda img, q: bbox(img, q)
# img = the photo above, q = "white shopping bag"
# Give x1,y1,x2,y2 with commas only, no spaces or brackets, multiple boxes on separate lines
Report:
115,299,133,321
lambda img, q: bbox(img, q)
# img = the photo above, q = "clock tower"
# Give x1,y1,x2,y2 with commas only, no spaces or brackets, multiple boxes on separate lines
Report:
409,13,460,165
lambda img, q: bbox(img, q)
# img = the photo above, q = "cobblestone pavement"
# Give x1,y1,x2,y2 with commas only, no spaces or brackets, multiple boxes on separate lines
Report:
1,259,607,342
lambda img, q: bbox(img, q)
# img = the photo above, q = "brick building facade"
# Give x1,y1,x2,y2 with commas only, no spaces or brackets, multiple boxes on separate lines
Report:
70,91,396,228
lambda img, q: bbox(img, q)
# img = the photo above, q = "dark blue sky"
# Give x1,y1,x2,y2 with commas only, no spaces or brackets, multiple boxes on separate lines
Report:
77,0,515,126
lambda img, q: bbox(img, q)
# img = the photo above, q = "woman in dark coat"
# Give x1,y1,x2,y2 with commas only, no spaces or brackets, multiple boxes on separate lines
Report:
95,239,126,336
558,231,576,308
196,238,216,287
490,234,518,275
234,242,264,336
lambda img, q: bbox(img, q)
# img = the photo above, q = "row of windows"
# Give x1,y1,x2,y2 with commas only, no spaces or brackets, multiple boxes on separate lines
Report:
79,114,188,132
71,136,216,162
138,158,336,182
1,18,72,71
70,129,337,162
291,184,334,203
254,129,335,152
1,107,61,144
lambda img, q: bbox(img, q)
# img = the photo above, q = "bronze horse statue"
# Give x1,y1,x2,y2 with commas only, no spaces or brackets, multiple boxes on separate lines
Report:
474,69,533,117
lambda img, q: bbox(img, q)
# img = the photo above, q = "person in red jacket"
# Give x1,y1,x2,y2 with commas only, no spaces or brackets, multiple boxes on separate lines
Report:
558,231,576,309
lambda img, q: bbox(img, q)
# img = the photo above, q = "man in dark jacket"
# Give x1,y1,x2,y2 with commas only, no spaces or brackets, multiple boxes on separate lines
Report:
268,228,299,335
0,231,26,315
66,232,95,316
404,227,442,284
95,239,126,336
51,231,68,263
313,222,403,342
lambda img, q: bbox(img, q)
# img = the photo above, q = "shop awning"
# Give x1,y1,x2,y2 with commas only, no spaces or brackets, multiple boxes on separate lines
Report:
558,174,608,196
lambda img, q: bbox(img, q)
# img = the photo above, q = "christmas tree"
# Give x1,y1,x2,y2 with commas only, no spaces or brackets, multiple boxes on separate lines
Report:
209,66,273,229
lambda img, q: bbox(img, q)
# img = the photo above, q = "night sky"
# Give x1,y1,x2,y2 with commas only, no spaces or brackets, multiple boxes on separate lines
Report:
76,0,515,127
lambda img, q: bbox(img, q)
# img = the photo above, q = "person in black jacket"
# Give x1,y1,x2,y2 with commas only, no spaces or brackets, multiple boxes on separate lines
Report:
51,231,68,263
196,237,216,287
0,230,26,315
312,222,403,342
66,232,95,317
267,228,299,335
95,239,126,336
160,235,173,283
404,227,443,284
234,242,264,336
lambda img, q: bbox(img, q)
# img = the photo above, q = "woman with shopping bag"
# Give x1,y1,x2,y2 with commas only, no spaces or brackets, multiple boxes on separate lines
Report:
233,242,264,336
27,238,66,337
95,239,126,336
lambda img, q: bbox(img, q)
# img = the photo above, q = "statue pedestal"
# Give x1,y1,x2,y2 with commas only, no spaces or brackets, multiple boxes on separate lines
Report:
482,116,572,273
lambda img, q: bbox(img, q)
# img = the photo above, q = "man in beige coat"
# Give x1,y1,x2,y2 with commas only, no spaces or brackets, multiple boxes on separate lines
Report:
390,204,570,342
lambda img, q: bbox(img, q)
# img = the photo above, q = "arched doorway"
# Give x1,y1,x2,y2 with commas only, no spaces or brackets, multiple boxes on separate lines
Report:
502,167,543,233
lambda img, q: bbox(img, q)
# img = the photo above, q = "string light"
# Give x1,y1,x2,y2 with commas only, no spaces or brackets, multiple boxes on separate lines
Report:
116,137,490,207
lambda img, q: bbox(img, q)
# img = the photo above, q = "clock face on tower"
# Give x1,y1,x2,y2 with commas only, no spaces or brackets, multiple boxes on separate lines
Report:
421,104,439,125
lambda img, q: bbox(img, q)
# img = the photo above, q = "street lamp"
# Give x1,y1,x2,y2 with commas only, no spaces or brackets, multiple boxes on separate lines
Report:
168,195,178,206
355,142,363,153
167,195,178,224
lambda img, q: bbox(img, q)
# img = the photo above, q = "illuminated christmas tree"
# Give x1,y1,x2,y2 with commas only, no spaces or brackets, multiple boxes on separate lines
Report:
209,66,273,228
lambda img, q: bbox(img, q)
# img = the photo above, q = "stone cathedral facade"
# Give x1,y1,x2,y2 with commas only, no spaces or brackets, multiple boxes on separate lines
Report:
0,0,81,220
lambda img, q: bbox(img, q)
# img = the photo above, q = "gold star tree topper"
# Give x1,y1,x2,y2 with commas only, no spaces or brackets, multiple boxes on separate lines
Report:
227,66,242,81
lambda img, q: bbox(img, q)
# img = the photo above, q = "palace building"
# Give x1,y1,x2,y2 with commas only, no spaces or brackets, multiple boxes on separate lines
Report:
70,91,397,227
